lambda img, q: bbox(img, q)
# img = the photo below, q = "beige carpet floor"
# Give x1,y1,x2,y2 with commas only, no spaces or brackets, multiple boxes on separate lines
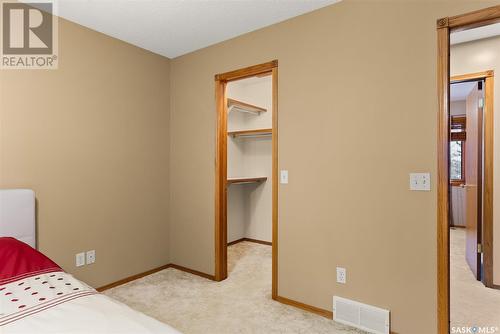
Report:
450,228,500,328
105,241,365,334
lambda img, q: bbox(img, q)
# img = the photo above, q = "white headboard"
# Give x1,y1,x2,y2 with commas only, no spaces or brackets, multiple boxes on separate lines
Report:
0,189,36,248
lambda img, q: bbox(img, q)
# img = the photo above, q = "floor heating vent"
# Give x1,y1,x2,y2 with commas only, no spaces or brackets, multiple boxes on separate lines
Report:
333,296,389,334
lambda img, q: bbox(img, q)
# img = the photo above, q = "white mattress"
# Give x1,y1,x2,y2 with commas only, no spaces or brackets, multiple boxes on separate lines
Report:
2,276,181,334
2,294,180,334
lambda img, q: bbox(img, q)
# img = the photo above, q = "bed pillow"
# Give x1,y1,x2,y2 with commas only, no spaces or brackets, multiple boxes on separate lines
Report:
0,237,61,285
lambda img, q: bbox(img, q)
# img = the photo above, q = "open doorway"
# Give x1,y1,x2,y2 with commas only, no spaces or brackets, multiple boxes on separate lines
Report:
214,61,278,298
437,7,500,332
449,73,498,328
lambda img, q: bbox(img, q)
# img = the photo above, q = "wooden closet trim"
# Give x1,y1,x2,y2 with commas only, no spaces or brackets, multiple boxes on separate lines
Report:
437,6,499,333
214,79,227,281
214,60,278,300
271,65,278,299
215,60,278,81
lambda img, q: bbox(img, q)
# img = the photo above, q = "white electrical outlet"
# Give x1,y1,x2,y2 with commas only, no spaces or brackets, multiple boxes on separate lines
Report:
86,250,96,264
336,267,346,284
76,252,85,267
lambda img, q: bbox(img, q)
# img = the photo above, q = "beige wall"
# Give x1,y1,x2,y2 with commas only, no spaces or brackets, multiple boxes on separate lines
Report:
451,35,500,285
0,18,171,288
2,1,500,332
169,1,500,333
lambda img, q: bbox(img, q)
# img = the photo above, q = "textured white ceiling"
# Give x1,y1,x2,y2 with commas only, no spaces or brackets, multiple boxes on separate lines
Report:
450,81,476,102
50,0,340,58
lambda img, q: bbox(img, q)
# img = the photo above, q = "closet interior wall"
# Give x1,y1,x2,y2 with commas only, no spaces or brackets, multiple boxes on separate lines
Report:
227,76,273,243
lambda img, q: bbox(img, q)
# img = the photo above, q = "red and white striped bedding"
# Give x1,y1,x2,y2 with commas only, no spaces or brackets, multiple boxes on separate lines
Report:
0,237,180,334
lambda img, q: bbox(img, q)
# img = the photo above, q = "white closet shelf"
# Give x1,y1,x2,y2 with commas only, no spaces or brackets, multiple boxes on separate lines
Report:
227,98,266,115
228,128,272,138
227,177,267,185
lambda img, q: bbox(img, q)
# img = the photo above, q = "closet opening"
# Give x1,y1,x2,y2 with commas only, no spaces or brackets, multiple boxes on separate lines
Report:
214,61,278,298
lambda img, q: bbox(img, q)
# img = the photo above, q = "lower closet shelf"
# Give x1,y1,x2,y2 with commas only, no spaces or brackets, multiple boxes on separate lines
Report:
227,177,267,185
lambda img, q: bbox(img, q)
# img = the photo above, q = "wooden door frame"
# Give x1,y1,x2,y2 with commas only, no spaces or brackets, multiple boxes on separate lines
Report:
437,6,499,333
214,60,279,298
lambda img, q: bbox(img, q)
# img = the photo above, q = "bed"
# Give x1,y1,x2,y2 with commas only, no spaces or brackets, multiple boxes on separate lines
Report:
0,189,181,334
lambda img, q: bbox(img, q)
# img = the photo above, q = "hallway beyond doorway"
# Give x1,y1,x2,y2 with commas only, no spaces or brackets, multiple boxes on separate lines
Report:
451,228,500,328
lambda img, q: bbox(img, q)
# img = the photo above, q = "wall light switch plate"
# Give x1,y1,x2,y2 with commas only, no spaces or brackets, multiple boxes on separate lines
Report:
280,170,288,184
76,252,85,267
409,173,431,191
336,267,346,284
86,250,96,264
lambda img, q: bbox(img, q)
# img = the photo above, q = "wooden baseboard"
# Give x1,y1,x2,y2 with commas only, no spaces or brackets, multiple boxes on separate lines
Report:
96,264,171,292
96,263,215,291
227,238,245,246
169,264,216,281
274,295,333,319
228,237,272,246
